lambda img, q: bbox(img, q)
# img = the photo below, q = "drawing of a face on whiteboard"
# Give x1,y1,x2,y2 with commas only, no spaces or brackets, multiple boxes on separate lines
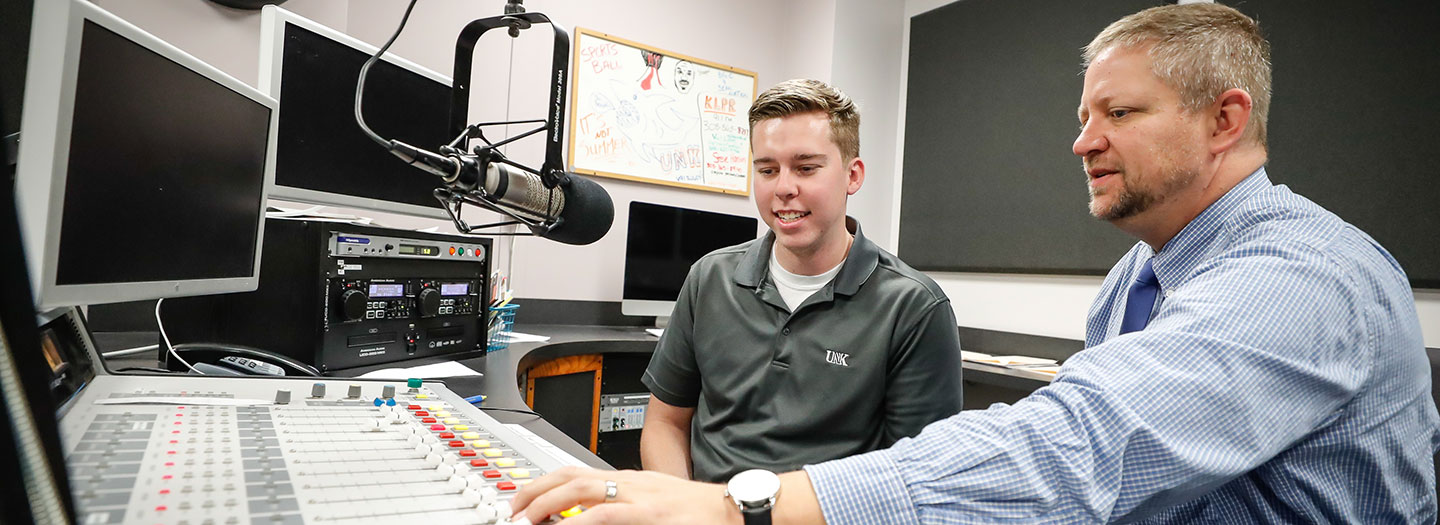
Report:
674,60,695,94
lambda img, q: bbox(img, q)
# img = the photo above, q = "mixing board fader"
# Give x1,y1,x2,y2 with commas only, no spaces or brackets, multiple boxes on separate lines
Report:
59,377,578,525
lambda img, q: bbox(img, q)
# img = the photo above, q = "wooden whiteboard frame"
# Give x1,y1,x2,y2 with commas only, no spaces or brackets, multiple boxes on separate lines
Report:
567,27,758,196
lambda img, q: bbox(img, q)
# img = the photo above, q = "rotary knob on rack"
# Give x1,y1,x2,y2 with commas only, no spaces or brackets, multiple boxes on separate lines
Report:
419,287,441,317
342,289,368,321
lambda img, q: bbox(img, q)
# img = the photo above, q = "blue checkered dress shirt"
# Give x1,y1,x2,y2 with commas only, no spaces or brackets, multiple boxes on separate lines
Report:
805,168,1439,523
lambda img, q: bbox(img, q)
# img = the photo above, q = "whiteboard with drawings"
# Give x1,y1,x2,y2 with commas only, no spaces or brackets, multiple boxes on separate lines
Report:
567,28,757,196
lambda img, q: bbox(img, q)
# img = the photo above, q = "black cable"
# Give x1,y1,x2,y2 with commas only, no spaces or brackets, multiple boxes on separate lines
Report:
354,0,421,148
476,406,542,418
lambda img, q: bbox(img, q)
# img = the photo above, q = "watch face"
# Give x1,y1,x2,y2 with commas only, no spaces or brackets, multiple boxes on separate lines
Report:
727,469,781,504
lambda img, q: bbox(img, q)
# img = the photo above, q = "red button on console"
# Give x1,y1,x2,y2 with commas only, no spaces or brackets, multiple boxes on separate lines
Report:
408,405,422,410
496,482,517,491
448,441,465,448
459,450,477,458
469,459,488,467
422,417,437,423
438,432,455,439
482,469,502,479
429,424,446,431
414,411,429,417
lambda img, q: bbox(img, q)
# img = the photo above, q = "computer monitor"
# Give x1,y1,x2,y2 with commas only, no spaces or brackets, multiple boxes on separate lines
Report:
14,0,276,309
622,201,759,318
259,6,455,219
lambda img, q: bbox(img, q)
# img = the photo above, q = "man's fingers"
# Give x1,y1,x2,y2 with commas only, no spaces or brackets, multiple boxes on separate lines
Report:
545,502,640,525
511,466,598,512
516,476,610,523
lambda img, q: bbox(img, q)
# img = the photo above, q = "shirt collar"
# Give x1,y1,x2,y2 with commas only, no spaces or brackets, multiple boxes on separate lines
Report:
1148,166,1271,290
735,216,879,296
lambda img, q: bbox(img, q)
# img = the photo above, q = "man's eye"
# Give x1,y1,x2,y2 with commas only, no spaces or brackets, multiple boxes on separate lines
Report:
1109,109,1130,119
799,165,818,173
757,168,776,176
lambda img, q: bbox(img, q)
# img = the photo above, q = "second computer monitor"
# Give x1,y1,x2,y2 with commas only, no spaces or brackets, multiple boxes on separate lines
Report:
258,6,454,218
622,201,759,318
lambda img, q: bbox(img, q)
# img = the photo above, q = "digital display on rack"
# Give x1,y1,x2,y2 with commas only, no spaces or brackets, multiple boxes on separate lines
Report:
398,244,439,256
369,283,405,297
441,283,468,295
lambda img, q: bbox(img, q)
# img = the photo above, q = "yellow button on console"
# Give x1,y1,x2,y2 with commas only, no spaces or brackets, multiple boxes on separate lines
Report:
494,458,516,468
482,448,502,458
470,440,491,449
443,418,459,424
415,394,429,400
453,425,470,431
436,411,451,418
461,432,480,440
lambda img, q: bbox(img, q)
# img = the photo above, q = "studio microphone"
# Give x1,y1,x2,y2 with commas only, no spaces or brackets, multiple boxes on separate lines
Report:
388,140,614,245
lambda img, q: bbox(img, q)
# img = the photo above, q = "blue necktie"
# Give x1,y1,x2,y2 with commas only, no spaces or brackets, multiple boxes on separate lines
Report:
1119,259,1160,334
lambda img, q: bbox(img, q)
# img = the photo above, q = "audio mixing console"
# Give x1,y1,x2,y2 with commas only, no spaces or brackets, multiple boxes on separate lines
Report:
58,375,577,525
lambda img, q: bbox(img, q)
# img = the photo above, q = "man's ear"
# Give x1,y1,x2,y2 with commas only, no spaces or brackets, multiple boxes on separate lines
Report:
1210,88,1253,154
847,157,865,196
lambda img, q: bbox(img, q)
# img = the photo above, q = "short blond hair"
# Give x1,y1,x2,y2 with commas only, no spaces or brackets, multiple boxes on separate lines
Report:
1084,3,1271,148
748,79,861,161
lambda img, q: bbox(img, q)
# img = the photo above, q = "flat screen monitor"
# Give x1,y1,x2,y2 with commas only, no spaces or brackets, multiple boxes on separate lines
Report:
14,0,276,309
622,201,759,317
259,6,454,218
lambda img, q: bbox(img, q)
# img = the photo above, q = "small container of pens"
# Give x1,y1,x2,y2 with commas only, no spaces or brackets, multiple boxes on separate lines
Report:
486,303,520,353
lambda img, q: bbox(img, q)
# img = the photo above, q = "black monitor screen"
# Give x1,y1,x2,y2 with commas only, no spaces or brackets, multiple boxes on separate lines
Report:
55,21,270,286
624,202,758,301
275,23,452,211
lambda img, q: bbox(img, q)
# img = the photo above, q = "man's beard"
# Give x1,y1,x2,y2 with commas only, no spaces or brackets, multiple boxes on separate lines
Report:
1088,164,1198,221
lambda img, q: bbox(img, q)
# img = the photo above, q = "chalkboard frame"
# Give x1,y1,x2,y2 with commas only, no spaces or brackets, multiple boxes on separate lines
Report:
567,27,758,196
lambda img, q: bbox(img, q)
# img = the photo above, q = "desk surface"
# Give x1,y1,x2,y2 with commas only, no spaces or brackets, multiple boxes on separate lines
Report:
339,324,660,470
99,324,1059,470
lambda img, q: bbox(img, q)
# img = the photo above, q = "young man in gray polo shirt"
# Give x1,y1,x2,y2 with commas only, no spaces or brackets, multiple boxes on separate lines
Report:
639,79,964,483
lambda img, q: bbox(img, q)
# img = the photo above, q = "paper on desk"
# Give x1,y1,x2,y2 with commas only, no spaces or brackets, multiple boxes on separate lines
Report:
496,331,550,343
960,350,993,361
973,355,1058,366
355,360,482,380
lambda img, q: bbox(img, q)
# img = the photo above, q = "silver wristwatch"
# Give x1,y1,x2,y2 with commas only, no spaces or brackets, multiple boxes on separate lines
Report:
725,469,780,525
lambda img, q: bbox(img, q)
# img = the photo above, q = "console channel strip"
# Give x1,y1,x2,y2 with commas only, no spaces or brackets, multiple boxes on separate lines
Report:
59,376,585,525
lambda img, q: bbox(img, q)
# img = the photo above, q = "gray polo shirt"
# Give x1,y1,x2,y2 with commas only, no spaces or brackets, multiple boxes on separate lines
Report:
641,218,964,482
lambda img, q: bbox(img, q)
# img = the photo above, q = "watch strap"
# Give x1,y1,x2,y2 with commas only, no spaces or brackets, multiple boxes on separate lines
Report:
740,505,772,525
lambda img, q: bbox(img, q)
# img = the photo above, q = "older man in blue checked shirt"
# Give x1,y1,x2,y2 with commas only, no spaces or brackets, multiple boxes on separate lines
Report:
508,4,1440,524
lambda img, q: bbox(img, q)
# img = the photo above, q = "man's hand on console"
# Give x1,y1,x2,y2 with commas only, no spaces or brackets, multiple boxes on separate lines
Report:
510,466,735,525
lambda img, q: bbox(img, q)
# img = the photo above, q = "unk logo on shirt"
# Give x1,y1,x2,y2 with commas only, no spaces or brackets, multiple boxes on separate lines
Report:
825,349,850,367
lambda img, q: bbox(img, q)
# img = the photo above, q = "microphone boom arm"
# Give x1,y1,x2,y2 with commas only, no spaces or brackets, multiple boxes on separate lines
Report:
451,13,571,189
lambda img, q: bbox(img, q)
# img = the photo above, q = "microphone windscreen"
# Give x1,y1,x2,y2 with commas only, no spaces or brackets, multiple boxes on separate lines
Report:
544,174,614,245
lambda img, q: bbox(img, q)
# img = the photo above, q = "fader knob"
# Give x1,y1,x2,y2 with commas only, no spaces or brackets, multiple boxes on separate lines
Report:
310,383,326,398
419,288,441,317
347,384,362,399
342,289,368,321
274,390,291,405
382,385,396,399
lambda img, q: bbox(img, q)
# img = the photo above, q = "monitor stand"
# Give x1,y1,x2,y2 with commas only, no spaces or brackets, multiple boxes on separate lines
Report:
645,316,669,338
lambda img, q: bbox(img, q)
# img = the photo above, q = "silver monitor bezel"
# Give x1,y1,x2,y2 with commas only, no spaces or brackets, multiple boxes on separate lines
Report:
15,0,277,309
259,5,454,220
